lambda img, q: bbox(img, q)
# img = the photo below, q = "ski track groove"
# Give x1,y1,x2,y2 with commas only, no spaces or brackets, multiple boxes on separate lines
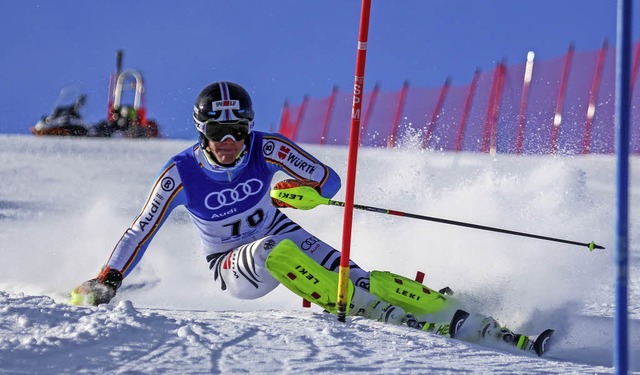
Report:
209,325,260,373
109,339,179,374
211,313,323,373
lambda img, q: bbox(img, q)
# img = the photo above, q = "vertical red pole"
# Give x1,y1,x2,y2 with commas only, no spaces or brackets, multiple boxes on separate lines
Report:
481,66,498,153
455,68,481,152
360,82,380,144
291,95,308,142
481,61,505,153
320,86,339,145
388,81,410,148
337,0,372,323
139,77,148,124
515,51,536,155
277,100,290,135
550,44,575,154
423,77,451,149
489,61,506,155
582,40,609,154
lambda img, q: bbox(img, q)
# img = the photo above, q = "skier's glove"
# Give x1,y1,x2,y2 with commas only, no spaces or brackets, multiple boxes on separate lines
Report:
71,267,123,306
271,179,321,209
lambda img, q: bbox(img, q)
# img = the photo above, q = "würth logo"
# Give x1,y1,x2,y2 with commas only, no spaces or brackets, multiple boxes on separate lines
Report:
278,145,290,160
285,153,316,174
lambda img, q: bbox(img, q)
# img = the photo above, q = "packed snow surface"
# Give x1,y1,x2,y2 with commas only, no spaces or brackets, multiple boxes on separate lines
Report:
0,135,638,374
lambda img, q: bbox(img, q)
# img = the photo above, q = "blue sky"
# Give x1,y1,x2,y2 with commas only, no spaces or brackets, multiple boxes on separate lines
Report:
1,1,638,139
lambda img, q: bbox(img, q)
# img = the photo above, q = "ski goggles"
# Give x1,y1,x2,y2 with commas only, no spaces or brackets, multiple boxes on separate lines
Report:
201,119,251,142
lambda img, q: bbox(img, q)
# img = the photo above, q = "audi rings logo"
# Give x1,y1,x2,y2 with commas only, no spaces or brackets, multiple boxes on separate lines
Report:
301,236,320,251
161,177,175,192
204,179,264,210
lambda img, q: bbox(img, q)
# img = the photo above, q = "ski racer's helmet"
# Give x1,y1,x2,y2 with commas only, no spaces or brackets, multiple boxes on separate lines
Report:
193,82,254,143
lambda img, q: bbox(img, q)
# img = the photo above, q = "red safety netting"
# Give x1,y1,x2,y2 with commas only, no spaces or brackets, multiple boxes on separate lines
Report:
279,42,640,154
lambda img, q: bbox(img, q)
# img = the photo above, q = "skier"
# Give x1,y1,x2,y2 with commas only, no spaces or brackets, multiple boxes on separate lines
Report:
72,81,404,319
72,81,551,355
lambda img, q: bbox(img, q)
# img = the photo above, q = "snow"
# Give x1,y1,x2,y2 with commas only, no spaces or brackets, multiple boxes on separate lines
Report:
0,134,638,374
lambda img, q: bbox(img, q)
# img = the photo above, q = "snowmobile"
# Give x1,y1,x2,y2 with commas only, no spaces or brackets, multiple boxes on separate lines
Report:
93,50,160,138
31,86,91,136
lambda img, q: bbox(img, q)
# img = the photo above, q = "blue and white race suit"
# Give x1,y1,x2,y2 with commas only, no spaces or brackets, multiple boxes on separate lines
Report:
104,131,369,299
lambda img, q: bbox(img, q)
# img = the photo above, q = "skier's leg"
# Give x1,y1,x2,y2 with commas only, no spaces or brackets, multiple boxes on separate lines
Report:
264,238,408,324
205,214,370,301
206,238,281,300
265,219,457,325
368,270,457,323
261,211,370,288
269,217,457,321
279,228,370,289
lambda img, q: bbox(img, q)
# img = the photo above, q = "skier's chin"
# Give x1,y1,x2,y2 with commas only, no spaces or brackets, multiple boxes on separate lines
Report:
214,152,238,164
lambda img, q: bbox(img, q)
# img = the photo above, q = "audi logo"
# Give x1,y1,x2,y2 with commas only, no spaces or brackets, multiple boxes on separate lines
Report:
204,178,264,210
301,236,320,251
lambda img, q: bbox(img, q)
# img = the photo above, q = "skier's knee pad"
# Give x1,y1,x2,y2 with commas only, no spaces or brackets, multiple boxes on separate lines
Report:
369,271,453,316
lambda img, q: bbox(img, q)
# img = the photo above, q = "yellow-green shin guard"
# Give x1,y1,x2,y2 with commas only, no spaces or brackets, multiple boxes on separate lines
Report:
265,239,354,314
369,270,453,316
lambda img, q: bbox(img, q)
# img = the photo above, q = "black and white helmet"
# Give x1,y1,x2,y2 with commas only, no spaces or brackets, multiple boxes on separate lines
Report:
193,82,254,142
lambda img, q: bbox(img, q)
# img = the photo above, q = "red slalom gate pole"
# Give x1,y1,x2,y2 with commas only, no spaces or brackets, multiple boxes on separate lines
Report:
336,0,372,323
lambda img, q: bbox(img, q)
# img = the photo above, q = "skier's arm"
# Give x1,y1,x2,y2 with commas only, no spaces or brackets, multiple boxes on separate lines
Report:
262,133,341,198
72,160,186,305
103,160,186,277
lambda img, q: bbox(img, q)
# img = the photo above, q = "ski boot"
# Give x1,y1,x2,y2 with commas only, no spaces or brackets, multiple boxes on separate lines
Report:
449,309,554,357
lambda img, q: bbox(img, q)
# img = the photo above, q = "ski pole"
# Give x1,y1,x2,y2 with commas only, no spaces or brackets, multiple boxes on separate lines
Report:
270,186,605,251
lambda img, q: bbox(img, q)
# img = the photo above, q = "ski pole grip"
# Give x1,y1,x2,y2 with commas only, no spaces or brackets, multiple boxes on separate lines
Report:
269,186,329,210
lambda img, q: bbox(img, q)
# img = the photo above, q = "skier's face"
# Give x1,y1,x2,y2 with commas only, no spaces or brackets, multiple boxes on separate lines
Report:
208,138,244,165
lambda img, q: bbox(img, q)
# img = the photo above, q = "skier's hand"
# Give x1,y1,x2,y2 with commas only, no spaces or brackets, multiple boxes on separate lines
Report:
271,179,321,209
71,268,123,306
